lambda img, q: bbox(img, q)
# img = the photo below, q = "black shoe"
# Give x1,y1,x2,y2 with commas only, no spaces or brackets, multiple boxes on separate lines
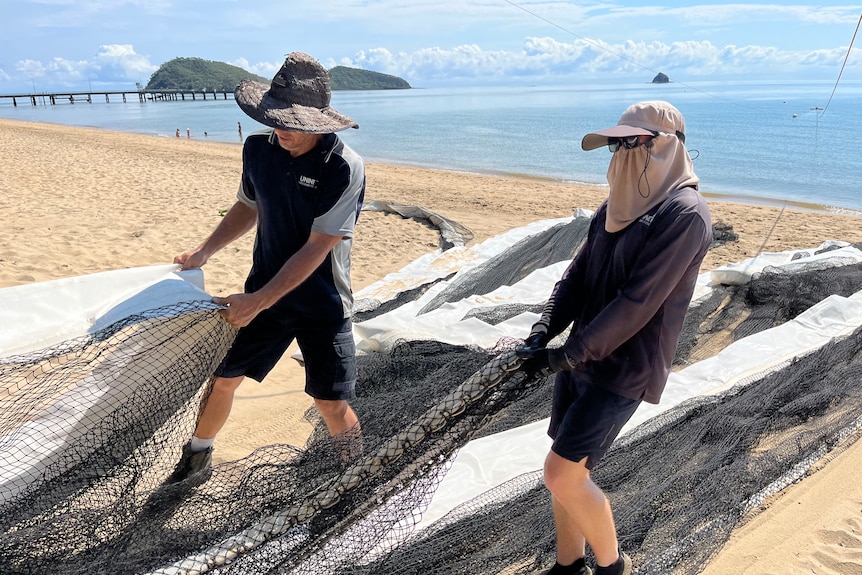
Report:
620,552,632,575
595,551,631,575
165,443,213,485
545,559,592,575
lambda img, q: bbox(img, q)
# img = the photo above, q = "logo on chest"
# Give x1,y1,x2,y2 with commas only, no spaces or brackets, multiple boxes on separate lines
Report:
638,214,655,226
298,175,319,189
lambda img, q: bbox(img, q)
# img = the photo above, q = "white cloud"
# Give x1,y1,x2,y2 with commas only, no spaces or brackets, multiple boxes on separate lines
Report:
338,35,857,85
231,58,280,79
11,45,157,89
2,27,858,93
93,44,158,77
16,57,88,85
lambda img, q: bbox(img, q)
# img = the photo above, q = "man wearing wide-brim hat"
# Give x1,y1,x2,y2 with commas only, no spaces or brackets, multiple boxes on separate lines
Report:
169,52,365,484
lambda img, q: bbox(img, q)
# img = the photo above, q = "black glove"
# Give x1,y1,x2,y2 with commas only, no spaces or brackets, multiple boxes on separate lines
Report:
516,345,573,378
514,332,549,359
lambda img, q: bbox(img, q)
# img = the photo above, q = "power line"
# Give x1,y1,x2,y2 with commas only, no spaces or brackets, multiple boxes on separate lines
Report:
501,0,663,77
819,10,862,117
500,0,851,256
500,0,757,109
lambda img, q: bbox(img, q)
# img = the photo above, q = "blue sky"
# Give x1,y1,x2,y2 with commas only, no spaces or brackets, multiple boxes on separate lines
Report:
1,1,859,93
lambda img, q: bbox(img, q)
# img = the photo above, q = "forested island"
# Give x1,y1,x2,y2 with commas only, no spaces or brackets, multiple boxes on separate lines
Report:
329,66,410,90
146,57,411,91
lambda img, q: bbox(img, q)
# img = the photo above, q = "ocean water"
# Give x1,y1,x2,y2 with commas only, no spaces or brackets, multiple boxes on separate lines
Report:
2,81,861,212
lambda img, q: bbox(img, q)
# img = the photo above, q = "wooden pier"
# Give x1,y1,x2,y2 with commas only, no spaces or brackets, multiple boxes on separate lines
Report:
0,89,233,107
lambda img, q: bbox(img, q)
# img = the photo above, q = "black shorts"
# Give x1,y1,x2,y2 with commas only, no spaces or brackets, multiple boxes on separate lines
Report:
215,310,356,401
548,371,640,469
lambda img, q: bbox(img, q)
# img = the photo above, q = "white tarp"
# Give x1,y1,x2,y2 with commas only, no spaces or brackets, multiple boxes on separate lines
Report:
4,226,861,558
0,265,215,503
0,264,209,358
354,239,862,355
351,227,862,530
415,242,862,529
710,240,862,285
354,212,589,312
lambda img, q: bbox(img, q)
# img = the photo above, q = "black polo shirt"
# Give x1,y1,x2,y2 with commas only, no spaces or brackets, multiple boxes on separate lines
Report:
237,130,365,324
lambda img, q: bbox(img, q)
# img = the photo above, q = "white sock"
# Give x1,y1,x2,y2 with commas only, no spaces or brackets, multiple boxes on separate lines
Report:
189,436,215,452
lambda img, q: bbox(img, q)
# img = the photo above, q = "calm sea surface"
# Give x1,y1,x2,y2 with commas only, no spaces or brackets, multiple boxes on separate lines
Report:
2,81,861,212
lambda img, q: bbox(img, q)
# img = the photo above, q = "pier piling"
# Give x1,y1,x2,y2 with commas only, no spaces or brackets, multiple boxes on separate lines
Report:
1,89,233,107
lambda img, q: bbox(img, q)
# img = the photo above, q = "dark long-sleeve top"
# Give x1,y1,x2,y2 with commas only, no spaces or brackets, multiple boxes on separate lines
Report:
533,186,712,404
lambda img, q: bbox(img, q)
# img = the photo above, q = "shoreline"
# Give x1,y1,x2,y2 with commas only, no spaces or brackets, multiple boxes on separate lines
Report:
3,117,861,217
366,157,862,218
331,150,862,217
699,189,862,217
3,117,862,289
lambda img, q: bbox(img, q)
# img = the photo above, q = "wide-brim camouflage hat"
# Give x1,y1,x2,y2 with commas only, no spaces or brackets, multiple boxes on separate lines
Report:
235,52,358,134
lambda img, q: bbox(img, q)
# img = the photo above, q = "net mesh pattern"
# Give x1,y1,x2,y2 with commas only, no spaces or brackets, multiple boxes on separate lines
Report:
2,244,862,574
355,326,862,575
417,218,590,315
353,274,453,323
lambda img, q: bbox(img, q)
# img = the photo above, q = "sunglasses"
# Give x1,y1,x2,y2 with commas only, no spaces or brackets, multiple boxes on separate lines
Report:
607,133,656,152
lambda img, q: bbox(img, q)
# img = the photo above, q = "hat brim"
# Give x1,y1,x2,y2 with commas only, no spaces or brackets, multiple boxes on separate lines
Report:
581,125,655,151
234,79,358,134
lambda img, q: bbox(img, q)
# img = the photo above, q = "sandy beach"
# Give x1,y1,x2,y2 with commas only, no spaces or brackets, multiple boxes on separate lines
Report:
2,118,861,574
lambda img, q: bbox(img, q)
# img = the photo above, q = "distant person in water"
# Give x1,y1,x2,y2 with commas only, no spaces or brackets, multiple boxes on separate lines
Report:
515,101,712,575
167,51,365,486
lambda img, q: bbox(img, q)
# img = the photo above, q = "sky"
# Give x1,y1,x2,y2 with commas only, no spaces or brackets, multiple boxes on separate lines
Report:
1,0,860,93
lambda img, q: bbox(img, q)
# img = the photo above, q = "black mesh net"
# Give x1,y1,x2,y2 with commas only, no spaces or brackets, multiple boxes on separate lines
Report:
2,237,862,575
417,218,590,316
356,325,862,575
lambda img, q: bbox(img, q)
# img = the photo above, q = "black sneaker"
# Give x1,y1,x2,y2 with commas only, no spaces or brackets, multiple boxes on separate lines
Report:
619,552,632,575
165,443,213,485
545,560,593,575
595,551,632,575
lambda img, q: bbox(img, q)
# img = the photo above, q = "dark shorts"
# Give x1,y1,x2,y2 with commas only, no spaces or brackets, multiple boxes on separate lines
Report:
215,310,356,401
548,371,641,469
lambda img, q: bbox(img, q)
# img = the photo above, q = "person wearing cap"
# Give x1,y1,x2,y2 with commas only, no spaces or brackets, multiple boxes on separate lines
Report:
168,52,365,484
515,101,712,575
